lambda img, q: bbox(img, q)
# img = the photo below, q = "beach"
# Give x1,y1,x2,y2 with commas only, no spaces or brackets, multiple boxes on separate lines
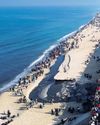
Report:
54,21,100,82
0,13,100,125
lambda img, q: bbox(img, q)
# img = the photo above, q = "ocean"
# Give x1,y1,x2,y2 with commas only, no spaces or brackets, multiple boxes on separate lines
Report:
0,6,99,91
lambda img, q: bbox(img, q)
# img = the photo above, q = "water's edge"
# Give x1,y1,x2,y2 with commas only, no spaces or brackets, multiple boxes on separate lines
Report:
0,15,95,93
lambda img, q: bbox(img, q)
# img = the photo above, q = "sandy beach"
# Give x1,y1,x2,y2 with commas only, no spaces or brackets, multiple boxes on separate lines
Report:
54,23,100,82
0,13,100,125
0,59,63,125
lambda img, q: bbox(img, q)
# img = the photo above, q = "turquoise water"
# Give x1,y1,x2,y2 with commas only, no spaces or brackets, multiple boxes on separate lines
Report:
0,6,99,90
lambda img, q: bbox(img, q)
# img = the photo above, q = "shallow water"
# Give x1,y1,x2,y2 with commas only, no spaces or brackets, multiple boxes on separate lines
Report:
0,6,99,90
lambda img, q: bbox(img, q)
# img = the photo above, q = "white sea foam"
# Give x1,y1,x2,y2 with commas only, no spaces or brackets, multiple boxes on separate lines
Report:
58,24,87,42
58,31,77,41
28,44,58,69
0,44,59,92
0,70,28,92
79,25,85,29
0,22,89,92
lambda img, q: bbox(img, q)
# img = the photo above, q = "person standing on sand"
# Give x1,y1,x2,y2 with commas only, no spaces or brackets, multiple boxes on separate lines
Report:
7,110,11,117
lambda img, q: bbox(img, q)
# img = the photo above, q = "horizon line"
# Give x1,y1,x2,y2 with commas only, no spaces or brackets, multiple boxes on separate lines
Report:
0,4,99,7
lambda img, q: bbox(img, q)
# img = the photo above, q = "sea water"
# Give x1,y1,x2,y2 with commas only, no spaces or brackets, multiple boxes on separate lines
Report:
0,6,99,91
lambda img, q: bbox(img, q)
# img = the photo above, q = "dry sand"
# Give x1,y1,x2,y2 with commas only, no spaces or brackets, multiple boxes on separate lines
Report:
1,15,100,125
0,60,64,125
54,24,100,82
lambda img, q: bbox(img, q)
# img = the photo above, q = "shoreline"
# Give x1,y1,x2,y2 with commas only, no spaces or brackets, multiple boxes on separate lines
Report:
0,13,100,125
0,14,93,93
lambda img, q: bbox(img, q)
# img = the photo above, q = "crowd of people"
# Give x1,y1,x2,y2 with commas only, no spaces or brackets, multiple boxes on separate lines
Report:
89,81,100,125
8,29,81,104
1,13,100,125
0,110,18,125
